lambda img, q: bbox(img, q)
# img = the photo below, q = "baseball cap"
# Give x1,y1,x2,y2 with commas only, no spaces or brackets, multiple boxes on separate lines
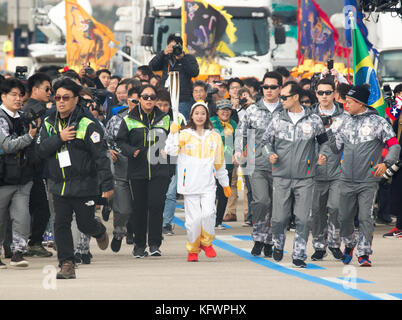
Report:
216,99,232,110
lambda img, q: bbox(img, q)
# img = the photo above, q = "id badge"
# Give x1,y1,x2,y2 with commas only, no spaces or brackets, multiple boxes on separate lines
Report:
58,150,72,168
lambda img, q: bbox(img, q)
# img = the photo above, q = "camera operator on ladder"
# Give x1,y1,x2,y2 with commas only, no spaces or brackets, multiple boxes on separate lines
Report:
149,34,199,121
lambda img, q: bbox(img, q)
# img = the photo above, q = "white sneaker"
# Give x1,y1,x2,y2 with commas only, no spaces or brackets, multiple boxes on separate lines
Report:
215,224,226,230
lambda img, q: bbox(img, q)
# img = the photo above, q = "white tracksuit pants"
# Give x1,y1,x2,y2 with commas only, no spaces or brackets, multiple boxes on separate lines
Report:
184,192,216,253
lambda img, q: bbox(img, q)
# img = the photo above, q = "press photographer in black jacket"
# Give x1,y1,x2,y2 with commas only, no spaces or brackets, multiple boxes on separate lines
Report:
149,34,199,120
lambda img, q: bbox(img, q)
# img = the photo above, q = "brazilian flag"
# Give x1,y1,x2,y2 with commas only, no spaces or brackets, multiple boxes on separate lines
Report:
351,18,386,117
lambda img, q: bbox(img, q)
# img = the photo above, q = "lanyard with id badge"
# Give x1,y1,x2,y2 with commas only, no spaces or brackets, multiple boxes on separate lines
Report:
58,119,72,168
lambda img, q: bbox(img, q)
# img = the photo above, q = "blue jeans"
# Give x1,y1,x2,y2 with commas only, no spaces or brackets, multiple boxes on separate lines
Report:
163,174,178,227
179,101,192,121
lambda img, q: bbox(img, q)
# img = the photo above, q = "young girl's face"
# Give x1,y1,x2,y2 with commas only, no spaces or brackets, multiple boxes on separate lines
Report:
191,106,207,127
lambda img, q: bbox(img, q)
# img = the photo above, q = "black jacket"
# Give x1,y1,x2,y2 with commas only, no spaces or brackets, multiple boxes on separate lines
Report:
116,105,170,180
149,51,199,102
0,108,37,186
36,106,113,197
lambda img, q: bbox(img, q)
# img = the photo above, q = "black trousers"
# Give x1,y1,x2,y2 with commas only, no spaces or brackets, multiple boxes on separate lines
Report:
389,170,402,229
215,168,233,226
28,177,51,246
53,194,106,263
129,177,170,248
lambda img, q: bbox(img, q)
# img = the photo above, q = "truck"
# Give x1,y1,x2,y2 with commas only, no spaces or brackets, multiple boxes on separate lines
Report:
114,0,296,79
364,12,402,90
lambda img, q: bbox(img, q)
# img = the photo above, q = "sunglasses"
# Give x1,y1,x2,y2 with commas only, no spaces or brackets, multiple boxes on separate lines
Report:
129,98,139,104
279,93,296,101
54,95,74,102
301,99,311,104
262,85,280,90
42,87,51,92
141,94,157,101
317,90,334,96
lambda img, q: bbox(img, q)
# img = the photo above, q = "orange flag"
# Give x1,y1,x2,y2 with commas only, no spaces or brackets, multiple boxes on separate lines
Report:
65,0,119,71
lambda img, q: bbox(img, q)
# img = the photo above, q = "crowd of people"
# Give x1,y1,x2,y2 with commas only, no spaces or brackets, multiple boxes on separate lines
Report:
0,34,401,279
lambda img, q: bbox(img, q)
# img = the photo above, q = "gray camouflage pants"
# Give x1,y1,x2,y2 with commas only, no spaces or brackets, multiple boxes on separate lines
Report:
250,170,273,245
339,181,377,257
311,180,341,250
0,181,33,254
271,177,314,261
113,179,133,238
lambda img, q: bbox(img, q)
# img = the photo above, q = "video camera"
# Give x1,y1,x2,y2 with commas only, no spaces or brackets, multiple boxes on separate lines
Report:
20,102,46,129
382,160,402,182
15,66,28,81
323,59,335,82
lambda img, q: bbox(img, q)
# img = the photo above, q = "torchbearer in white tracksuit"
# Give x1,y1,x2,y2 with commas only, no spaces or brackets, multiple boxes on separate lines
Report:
164,101,231,262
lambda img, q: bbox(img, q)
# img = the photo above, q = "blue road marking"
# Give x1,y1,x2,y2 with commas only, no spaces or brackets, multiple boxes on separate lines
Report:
337,277,374,284
172,217,381,300
389,293,402,299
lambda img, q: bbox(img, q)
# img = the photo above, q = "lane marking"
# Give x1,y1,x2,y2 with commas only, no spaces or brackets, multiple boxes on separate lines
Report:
172,217,382,300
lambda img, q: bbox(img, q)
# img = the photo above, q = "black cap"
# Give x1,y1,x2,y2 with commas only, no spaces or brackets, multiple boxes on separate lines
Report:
346,84,370,105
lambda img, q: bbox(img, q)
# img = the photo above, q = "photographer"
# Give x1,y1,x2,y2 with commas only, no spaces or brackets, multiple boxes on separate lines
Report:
149,34,199,120
0,78,39,268
22,72,54,258
36,78,113,279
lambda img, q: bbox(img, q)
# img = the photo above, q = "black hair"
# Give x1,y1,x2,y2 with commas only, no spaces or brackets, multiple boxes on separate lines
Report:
238,87,251,98
96,69,111,77
227,77,244,88
262,71,283,87
53,77,82,97
128,86,141,98
393,83,402,95
137,65,153,79
110,75,121,82
156,88,171,103
316,78,336,91
167,34,183,46
62,70,82,84
300,89,317,105
274,66,290,78
299,78,311,88
81,76,96,88
27,72,51,93
139,84,157,96
243,77,260,92
0,78,26,96
282,81,302,97
336,83,353,100
193,80,208,92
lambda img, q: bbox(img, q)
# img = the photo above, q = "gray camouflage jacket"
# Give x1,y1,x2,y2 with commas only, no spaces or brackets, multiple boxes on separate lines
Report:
104,107,129,181
311,101,344,181
261,107,329,179
327,107,401,183
235,98,282,171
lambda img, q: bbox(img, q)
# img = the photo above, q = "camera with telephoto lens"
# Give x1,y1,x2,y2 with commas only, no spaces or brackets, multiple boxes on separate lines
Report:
15,66,28,81
173,43,183,56
383,84,395,108
239,98,248,106
382,160,402,181
320,115,332,127
78,96,103,116
20,103,46,129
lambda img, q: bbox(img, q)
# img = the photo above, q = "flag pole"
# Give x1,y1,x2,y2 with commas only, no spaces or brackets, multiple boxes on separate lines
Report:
349,11,355,85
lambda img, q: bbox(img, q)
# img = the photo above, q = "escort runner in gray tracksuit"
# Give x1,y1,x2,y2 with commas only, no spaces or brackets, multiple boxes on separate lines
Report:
262,107,329,265
235,97,282,255
104,107,133,248
327,106,400,263
310,101,344,259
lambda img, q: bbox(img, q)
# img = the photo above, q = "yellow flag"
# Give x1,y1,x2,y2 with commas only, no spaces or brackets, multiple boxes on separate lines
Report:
65,0,119,71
